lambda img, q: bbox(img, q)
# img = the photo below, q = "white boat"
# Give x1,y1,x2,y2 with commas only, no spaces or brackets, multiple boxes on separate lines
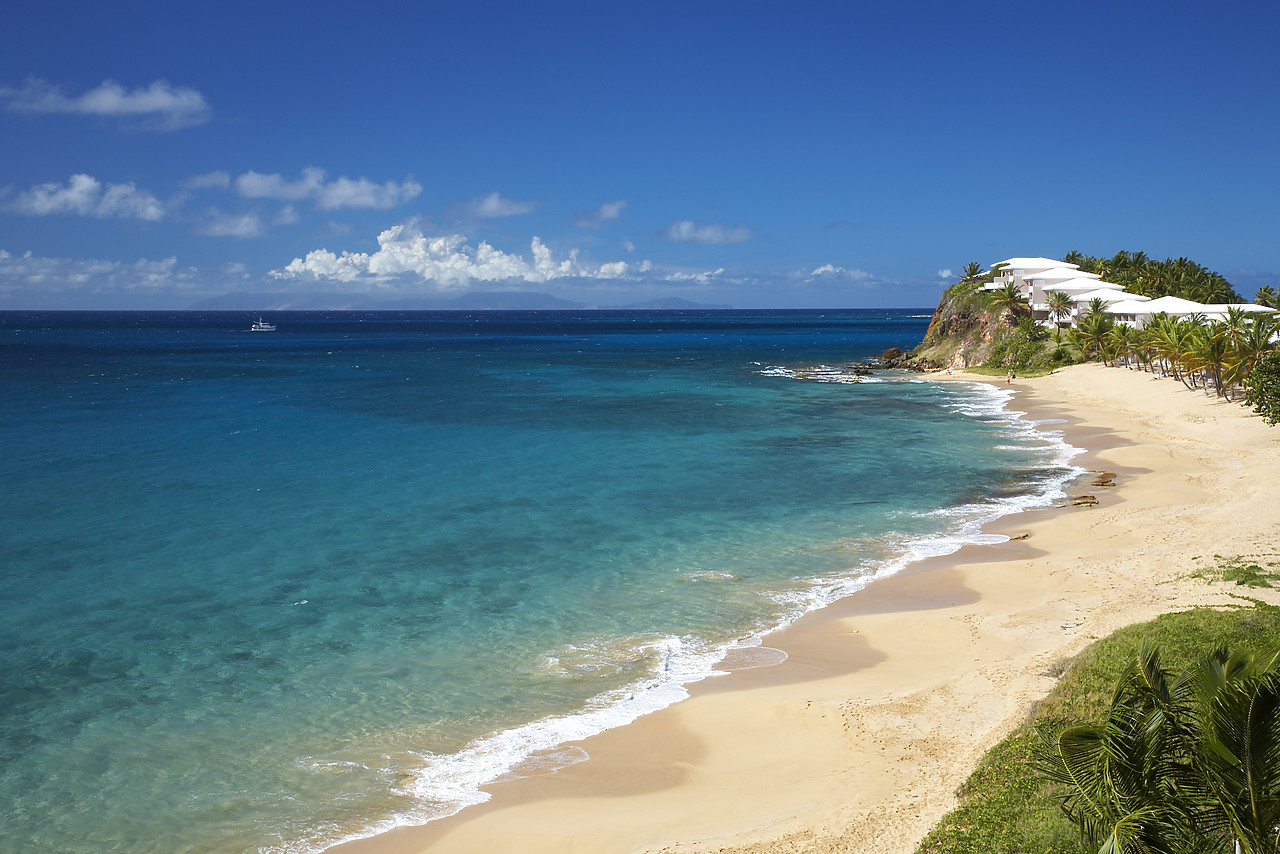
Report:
250,317,276,332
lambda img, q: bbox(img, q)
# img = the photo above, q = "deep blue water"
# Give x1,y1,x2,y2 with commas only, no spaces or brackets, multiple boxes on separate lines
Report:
0,310,1078,853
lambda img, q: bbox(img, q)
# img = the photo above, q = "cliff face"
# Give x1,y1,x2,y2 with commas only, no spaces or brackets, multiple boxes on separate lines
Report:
911,283,1014,368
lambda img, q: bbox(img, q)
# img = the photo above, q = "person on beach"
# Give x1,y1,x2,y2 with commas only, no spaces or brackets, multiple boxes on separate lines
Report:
1007,369,1015,383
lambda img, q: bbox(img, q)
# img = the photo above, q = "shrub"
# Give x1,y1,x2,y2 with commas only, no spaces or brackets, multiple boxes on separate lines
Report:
985,324,1055,371
1244,350,1280,425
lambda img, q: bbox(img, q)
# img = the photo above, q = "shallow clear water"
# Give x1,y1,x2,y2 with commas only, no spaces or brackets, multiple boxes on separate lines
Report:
0,310,1077,853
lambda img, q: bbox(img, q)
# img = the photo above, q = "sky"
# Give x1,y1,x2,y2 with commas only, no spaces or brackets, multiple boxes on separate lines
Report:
2,0,1278,309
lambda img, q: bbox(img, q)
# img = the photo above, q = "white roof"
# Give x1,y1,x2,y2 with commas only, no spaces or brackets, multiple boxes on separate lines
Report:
994,257,1077,273
1070,289,1149,303
1203,303,1278,314
1141,295,1213,315
1105,299,1155,315
1028,267,1099,282
1041,278,1124,291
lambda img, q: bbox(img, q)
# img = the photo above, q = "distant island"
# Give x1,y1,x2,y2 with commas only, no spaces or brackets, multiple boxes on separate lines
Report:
187,291,733,311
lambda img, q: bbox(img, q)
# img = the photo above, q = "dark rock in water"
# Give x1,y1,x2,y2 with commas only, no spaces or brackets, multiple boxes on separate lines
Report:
869,348,938,372
1070,495,1099,506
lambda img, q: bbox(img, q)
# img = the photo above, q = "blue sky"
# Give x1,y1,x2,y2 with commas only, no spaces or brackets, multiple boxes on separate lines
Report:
2,0,1277,309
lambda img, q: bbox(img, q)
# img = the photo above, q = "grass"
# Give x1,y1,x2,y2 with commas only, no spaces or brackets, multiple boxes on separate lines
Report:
1189,552,1280,589
961,365,1060,378
915,590,1280,854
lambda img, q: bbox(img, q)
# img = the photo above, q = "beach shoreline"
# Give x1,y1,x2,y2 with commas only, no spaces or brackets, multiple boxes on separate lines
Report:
331,362,1280,854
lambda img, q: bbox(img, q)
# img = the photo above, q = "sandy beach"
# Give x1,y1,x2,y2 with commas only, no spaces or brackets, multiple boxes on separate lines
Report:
334,362,1280,854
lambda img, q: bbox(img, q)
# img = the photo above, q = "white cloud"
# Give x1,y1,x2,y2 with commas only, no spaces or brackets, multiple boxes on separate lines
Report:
664,267,726,284
315,175,422,210
0,248,197,297
457,191,536,218
274,225,636,290
806,264,873,282
0,77,211,130
9,174,165,221
574,199,626,229
937,268,953,279
197,209,265,238
235,168,324,201
273,205,299,225
233,167,421,210
663,220,753,245
623,240,636,253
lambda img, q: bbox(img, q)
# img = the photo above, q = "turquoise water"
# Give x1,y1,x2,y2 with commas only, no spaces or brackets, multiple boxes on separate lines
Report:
0,310,1079,853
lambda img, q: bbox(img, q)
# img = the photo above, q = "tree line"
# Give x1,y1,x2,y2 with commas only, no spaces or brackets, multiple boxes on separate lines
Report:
1060,250,1246,305
1065,302,1276,402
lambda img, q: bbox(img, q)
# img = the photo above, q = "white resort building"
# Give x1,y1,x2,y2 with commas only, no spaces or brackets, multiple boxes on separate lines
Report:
981,256,1275,329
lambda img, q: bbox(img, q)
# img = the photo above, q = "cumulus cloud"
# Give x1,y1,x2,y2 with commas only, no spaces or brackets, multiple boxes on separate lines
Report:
937,268,953,279
9,174,165,221
233,167,421,210
0,77,211,130
455,191,536,218
274,225,637,290
663,220,753,245
574,199,626,229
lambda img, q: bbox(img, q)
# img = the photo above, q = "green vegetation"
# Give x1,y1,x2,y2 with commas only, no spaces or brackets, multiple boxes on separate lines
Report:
917,596,1280,854
1192,553,1280,589
1035,645,1280,853
986,317,1074,373
1245,351,1280,425
1063,250,1242,304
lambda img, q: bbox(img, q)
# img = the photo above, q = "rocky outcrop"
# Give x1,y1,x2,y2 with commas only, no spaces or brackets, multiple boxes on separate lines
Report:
911,283,1019,369
863,348,941,372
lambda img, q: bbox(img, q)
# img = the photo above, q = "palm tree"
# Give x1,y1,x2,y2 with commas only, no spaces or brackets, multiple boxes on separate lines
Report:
1184,323,1231,396
958,261,985,286
1223,314,1279,396
1106,324,1136,368
1036,645,1280,854
1255,285,1278,309
1183,647,1280,854
1036,647,1192,854
1146,314,1195,384
1046,290,1073,341
988,281,1029,322
1073,311,1115,363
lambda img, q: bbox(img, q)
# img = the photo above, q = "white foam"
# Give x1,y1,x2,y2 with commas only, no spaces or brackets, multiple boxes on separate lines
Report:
307,634,743,853
756,364,873,384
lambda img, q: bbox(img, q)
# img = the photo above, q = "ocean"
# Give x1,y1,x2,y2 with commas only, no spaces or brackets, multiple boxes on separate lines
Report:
0,310,1081,853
